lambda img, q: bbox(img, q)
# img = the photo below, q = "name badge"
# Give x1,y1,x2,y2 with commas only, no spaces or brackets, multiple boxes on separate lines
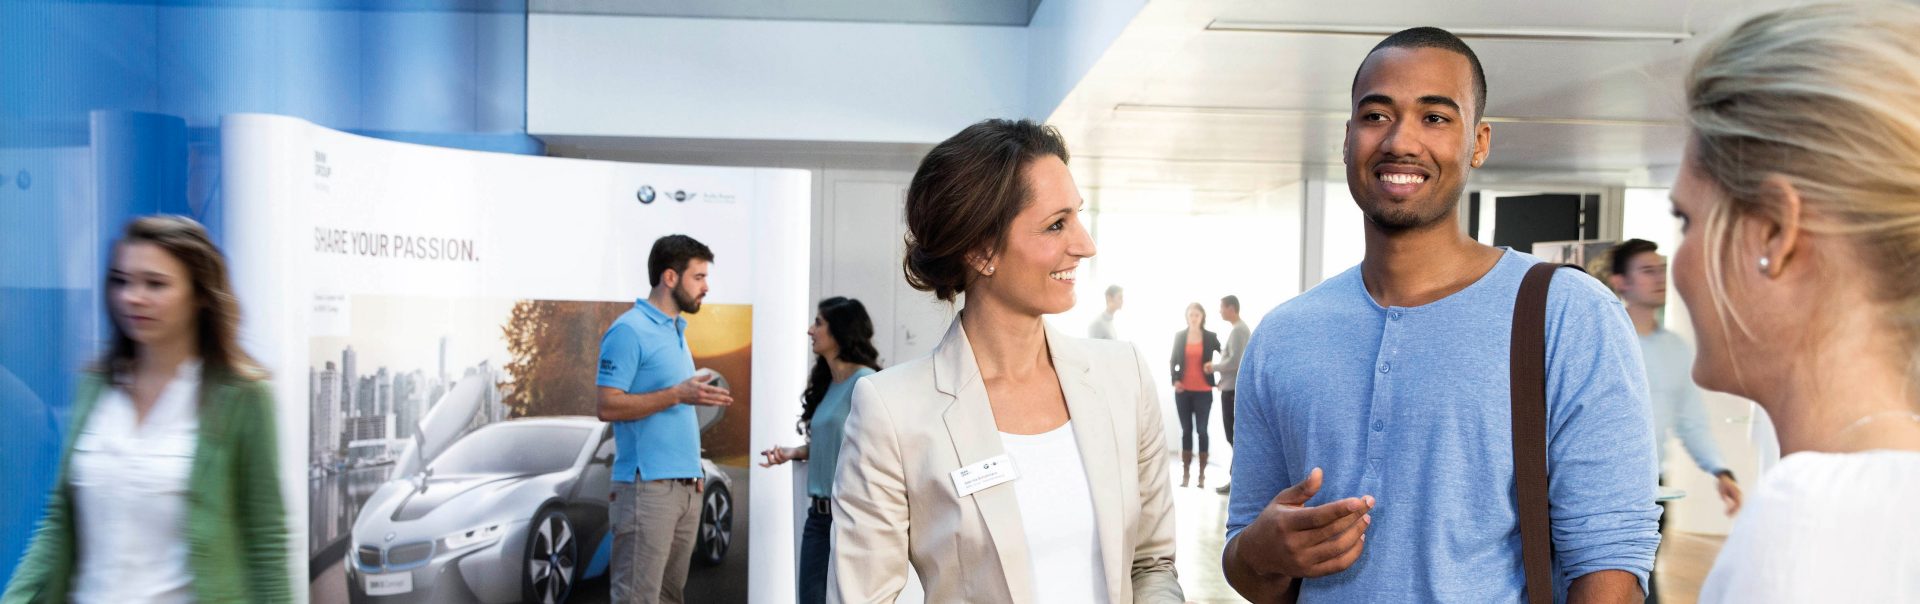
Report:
950,454,1018,497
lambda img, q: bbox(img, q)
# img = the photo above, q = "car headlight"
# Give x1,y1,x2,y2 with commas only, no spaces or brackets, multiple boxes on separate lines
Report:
438,522,508,551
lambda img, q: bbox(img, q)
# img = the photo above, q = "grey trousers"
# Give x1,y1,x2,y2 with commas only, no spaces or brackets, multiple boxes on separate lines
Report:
610,479,701,604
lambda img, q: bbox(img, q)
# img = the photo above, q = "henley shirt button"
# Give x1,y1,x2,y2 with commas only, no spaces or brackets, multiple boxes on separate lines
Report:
1372,419,1385,432
1378,363,1390,373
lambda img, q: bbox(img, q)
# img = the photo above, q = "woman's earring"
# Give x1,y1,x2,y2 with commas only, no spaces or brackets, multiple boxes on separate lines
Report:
985,265,996,276
1758,256,1771,274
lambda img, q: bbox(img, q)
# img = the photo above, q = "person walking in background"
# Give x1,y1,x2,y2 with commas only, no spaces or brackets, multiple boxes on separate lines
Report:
1212,295,1250,495
1170,302,1221,489
596,234,734,604
1222,27,1658,603
1667,5,1920,601
1089,285,1123,340
758,296,881,604
1607,238,1741,603
831,119,1182,603
3,216,292,603
1606,239,1745,507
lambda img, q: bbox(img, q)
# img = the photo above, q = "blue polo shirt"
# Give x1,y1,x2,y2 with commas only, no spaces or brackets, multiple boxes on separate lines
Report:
1226,249,1660,602
597,299,701,482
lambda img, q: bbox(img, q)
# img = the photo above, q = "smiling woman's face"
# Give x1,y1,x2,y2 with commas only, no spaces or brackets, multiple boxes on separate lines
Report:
971,155,1097,317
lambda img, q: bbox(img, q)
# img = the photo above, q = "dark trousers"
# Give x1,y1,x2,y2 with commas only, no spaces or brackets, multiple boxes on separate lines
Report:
1220,389,1237,445
798,504,833,604
1175,390,1213,453
1648,496,1669,603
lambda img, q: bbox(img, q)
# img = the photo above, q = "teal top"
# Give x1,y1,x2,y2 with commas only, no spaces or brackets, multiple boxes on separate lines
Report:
806,367,874,498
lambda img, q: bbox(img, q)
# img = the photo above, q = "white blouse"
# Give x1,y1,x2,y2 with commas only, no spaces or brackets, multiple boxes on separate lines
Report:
1699,449,1920,602
69,360,202,604
999,422,1110,604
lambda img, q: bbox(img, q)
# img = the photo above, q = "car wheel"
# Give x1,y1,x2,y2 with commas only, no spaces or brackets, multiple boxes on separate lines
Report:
693,483,732,566
524,508,578,604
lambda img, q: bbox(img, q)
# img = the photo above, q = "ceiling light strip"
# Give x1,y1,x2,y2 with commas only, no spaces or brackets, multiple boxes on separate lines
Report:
1205,21,1691,43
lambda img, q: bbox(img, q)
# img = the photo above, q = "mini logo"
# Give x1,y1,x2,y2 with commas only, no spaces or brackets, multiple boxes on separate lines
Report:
636,185,656,204
673,190,689,203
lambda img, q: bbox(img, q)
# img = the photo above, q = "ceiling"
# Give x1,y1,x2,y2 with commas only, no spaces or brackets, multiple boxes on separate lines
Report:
1051,0,1808,205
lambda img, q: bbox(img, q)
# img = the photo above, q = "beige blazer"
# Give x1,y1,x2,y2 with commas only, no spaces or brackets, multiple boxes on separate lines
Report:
829,317,1182,603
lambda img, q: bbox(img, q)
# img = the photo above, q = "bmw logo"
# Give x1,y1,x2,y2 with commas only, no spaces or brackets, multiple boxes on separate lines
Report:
673,190,688,203
385,532,396,542
636,185,656,204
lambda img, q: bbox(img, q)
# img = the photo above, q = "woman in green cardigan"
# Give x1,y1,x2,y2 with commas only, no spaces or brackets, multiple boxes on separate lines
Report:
2,216,291,604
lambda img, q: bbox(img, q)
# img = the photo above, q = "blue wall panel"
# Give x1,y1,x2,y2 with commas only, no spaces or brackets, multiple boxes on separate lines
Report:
0,0,533,584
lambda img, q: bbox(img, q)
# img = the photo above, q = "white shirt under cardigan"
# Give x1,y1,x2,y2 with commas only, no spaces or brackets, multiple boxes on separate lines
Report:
68,360,202,604
999,422,1111,604
1700,449,1920,602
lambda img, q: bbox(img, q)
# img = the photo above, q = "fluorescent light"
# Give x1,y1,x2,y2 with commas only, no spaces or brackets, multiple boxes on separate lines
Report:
1206,21,1692,43
1111,103,1679,128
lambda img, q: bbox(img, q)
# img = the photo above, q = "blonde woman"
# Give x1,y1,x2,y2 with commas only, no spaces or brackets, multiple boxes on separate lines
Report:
1671,4,1920,601
3,216,290,603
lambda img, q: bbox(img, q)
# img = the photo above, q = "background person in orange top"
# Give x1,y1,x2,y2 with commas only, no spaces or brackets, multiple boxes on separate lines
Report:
1169,302,1221,488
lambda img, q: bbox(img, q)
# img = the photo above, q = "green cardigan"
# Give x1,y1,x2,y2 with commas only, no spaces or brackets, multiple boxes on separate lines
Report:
1,371,292,604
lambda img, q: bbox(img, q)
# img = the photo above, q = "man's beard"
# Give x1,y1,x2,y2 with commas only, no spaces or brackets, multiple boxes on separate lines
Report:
1361,201,1455,232
673,283,703,314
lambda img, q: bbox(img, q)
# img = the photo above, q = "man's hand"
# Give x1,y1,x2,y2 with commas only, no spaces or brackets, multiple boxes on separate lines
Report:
1238,468,1375,579
1716,472,1743,516
676,373,733,407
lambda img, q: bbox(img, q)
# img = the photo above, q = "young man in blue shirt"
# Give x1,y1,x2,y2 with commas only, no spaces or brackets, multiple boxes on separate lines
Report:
1221,28,1660,603
597,234,733,604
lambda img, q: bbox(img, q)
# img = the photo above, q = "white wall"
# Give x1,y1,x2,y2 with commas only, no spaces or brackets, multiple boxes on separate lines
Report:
528,0,1149,144
528,15,1029,143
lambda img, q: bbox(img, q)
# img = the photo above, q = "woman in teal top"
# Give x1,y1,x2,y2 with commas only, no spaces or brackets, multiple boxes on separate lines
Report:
3,216,290,604
759,296,881,604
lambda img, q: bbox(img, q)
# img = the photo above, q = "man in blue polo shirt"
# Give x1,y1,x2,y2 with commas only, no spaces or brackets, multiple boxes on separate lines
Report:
1221,28,1659,603
597,234,732,604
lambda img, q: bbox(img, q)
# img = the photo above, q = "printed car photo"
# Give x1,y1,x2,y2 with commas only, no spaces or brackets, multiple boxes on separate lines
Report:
346,414,733,604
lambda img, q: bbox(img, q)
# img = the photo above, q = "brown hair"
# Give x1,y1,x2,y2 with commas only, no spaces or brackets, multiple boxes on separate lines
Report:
902,119,1071,301
1607,238,1659,278
101,215,265,382
1686,3,1920,381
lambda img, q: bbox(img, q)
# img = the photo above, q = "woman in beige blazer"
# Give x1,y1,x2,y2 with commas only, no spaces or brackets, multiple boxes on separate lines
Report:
828,119,1182,604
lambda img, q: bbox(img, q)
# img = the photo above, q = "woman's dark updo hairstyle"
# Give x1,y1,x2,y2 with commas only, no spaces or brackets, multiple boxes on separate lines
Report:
902,119,1071,301
799,296,882,435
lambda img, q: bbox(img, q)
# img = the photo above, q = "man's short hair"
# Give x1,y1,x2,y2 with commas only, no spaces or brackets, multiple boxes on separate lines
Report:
1353,27,1488,123
1221,295,1240,311
1105,285,1124,300
648,234,715,287
1607,239,1660,278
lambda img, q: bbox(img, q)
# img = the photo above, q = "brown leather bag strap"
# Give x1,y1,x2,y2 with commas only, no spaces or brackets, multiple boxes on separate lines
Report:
1512,262,1578,604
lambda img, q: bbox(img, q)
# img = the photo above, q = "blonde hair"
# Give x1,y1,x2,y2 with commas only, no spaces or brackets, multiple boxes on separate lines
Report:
1686,2,1920,381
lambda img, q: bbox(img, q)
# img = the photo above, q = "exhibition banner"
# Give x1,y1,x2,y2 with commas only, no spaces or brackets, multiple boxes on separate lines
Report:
221,114,810,603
